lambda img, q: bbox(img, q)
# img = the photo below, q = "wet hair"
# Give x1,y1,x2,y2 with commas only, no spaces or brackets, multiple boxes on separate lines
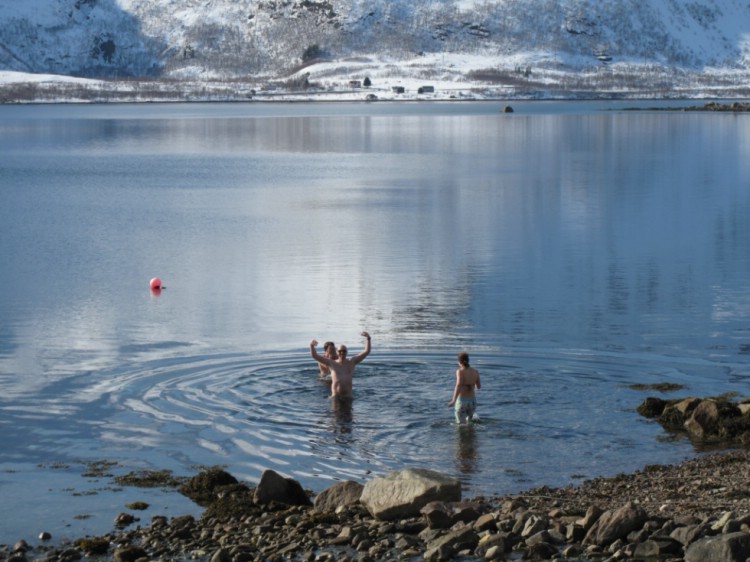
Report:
458,352,470,366
323,341,335,352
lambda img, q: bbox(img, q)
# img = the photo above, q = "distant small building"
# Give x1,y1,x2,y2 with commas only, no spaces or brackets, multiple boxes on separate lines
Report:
349,80,362,88
391,86,405,94
417,85,435,94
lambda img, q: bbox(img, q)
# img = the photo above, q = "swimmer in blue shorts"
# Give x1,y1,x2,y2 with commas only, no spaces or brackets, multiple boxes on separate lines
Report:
448,352,481,424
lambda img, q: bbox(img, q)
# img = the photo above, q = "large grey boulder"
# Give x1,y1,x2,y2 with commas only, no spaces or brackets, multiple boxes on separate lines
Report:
685,532,750,562
313,480,364,513
360,468,461,520
583,501,648,546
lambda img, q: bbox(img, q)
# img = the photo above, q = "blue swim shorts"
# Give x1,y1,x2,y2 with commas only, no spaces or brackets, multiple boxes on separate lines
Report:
454,397,476,424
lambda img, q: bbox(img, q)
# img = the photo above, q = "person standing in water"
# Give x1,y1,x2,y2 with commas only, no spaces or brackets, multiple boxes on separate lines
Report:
448,351,481,424
316,341,338,377
310,332,371,398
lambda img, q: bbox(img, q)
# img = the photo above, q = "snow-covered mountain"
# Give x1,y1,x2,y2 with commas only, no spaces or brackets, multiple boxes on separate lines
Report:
0,0,748,81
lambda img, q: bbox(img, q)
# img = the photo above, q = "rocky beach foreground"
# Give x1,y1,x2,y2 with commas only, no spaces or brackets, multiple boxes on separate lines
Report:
4,443,750,562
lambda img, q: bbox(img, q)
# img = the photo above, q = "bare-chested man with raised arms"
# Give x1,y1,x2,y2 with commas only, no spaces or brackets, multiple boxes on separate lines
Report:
310,332,371,398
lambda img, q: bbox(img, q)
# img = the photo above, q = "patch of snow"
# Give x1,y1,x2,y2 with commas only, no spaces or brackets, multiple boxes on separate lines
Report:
0,70,100,85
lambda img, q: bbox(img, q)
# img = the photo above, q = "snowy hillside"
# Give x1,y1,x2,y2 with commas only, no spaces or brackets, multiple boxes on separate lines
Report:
1,0,749,79
0,0,749,101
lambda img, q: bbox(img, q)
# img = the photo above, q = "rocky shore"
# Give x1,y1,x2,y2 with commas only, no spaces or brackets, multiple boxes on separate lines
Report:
5,445,750,562
625,101,750,112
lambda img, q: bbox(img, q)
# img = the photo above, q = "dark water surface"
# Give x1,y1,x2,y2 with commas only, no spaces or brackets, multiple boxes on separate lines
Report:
1,101,750,543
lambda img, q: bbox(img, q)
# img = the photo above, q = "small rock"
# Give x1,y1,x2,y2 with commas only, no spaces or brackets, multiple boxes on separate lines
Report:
562,544,583,558
114,512,136,527
577,505,603,530
114,545,148,562
633,536,683,558
474,513,497,532
330,526,354,545
209,548,231,562
125,501,149,510
566,522,586,542
420,501,453,529
524,540,558,559
484,544,503,560
427,526,479,553
521,514,548,538
59,547,83,561
711,511,734,532
584,502,647,546
638,397,667,417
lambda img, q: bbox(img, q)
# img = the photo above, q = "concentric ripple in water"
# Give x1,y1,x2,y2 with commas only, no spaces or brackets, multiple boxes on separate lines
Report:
21,347,740,499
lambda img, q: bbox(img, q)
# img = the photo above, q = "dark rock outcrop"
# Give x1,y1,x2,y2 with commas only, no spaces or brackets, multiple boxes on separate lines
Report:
638,395,750,443
178,467,239,506
254,469,312,506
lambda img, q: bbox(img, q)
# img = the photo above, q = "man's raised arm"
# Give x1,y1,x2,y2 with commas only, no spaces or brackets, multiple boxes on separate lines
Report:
310,339,332,365
352,332,371,364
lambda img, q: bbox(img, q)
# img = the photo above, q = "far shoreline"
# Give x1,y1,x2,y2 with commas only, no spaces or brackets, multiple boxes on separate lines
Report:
2,96,749,110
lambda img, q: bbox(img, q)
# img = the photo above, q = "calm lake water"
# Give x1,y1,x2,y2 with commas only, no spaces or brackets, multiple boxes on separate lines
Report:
1,100,750,543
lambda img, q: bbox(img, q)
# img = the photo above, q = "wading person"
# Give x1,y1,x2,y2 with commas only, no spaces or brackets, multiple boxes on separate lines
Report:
448,351,481,424
310,332,371,398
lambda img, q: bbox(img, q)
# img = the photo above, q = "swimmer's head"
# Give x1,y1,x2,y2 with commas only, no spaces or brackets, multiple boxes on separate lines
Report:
458,352,470,366
323,341,337,358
